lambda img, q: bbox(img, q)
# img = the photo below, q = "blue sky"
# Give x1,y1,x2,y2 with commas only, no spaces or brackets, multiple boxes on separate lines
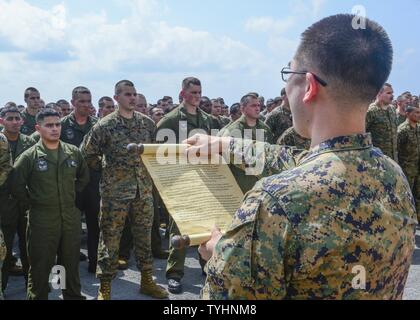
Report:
0,0,418,107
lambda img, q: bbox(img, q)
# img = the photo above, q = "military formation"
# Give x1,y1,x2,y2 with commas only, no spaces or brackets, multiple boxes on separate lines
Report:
0,14,419,301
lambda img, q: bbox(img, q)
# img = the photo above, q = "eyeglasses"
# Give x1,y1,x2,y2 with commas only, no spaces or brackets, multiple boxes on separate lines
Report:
281,67,327,87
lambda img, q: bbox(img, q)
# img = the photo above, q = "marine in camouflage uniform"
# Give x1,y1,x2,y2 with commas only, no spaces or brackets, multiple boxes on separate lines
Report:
0,129,36,292
265,106,293,143
81,84,167,299
157,100,215,287
218,115,274,193
396,112,407,127
202,134,417,300
366,102,398,161
277,126,311,150
0,133,12,299
398,115,420,218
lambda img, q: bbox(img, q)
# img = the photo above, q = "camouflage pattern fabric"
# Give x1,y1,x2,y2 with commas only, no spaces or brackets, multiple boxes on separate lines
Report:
96,194,154,279
366,103,398,161
398,120,420,217
203,134,417,300
396,113,407,127
398,120,420,188
81,110,157,279
219,115,274,193
81,110,156,201
265,107,293,143
277,127,311,150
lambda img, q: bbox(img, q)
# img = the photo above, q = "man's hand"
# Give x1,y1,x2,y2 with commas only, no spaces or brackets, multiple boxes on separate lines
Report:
198,226,223,262
183,134,231,158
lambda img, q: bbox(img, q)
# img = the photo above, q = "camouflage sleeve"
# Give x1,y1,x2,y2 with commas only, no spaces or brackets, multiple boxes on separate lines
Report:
75,149,90,193
0,135,11,187
10,153,31,206
265,128,275,145
202,188,290,300
80,124,105,171
225,138,297,178
277,130,291,146
264,112,275,130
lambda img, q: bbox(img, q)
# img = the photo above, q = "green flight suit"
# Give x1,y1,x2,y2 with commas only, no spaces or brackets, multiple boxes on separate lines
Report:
0,133,36,291
11,140,89,300
0,133,12,299
157,103,215,280
218,115,275,193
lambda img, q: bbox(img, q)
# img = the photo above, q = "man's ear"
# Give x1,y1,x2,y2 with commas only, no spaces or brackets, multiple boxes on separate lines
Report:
35,124,41,133
303,73,319,104
0,118,4,126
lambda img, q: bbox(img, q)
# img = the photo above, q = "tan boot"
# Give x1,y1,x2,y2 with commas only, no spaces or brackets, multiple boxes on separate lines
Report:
98,279,112,300
140,271,168,299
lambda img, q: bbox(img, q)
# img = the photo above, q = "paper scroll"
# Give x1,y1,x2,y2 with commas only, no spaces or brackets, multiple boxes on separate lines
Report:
140,144,244,246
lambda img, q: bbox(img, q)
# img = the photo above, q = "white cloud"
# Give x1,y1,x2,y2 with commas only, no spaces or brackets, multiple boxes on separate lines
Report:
245,16,296,34
312,0,327,17
0,0,272,105
0,0,67,50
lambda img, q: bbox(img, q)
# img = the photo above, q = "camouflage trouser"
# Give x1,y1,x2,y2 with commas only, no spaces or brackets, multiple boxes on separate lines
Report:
0,230,7,300
96,194,154,279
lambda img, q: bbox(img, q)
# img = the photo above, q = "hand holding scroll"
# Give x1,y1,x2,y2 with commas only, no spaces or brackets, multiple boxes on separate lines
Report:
198,226,223,262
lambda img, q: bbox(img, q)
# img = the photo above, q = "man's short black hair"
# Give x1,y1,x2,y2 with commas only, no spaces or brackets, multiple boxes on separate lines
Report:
182,77,201,90
406,106,417,114
295,14,393,103
56,99,70,106
36,108,61,124
72,86,91,100
230,103,241,115
1,106,22,118
274,96,283,104
98,96,114,109
379,83,393,94
240,93,259,107
46,103,58,109
115,80,135,95
281,88,286,97
24,87,40,100
5,102,17,108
